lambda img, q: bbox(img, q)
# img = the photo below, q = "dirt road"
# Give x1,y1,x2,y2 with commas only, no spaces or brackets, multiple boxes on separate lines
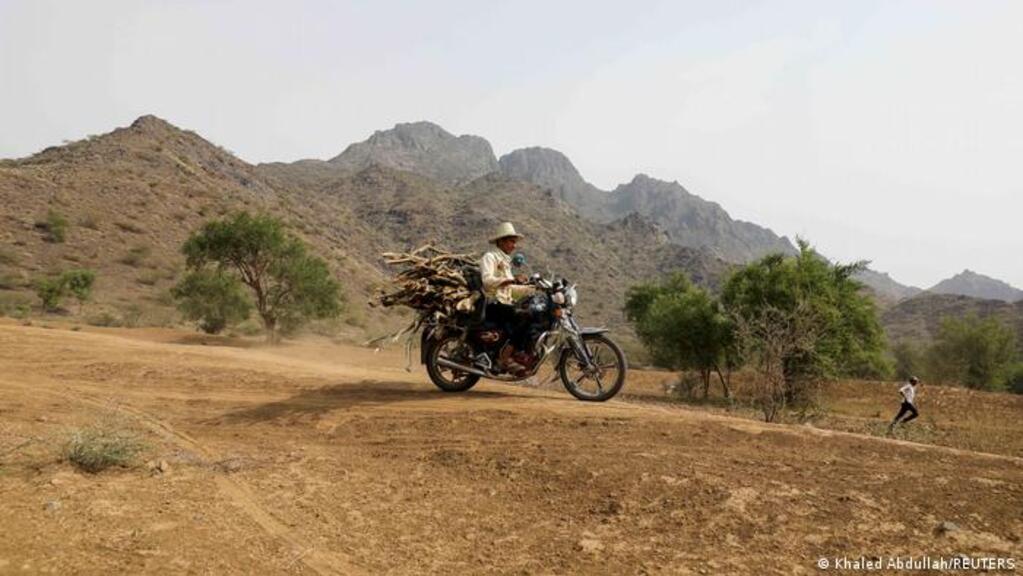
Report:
1,322,1020,574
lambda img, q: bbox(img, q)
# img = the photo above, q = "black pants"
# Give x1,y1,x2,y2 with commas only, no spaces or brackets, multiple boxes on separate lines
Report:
484,302,529,351
892,401,918,425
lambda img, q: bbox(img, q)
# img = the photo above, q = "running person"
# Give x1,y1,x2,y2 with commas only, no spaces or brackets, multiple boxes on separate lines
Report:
888,376,920,434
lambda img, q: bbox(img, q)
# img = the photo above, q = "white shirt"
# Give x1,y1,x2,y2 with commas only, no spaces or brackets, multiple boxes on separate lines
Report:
479,248,532,305
899,383,916,405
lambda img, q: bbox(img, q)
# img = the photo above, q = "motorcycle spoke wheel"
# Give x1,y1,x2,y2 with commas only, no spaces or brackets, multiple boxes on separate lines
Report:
437,340,473,385
426,336,481,393
560,335,625,401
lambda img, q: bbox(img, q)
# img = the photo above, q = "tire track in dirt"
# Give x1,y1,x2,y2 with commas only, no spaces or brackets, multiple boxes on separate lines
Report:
0,375,363,576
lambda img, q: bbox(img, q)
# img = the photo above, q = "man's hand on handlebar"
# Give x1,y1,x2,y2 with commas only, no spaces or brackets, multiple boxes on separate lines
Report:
500,274,529,288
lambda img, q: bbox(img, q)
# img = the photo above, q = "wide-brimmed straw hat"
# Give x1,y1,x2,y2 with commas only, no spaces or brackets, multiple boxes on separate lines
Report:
490,222,524,243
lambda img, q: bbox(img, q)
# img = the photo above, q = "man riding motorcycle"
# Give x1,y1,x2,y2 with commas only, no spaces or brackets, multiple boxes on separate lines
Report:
479,222,535,374
412,222,628,401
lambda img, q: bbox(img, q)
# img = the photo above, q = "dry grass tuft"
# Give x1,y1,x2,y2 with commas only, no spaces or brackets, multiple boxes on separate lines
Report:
63,423,146,473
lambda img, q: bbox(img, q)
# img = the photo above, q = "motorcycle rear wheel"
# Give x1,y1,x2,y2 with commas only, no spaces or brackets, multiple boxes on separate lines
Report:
425,335,481,392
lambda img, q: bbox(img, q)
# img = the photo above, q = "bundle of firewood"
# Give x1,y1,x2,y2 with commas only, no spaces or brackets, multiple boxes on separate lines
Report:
373,244,480,320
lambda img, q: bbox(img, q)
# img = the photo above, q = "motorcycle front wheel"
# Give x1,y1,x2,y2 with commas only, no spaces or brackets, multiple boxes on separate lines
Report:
425,335,481,392
557,333,626,402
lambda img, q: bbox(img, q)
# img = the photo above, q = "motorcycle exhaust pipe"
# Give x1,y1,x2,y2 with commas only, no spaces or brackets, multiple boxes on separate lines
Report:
436,357,489,378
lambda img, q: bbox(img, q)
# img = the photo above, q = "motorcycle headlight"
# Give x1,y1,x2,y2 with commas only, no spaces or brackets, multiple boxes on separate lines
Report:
528,294,548,313
565,286,578,307
552,292,566,305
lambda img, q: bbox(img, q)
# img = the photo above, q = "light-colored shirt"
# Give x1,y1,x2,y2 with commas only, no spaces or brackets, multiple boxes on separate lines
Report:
899,383,916,405
480,248,532,305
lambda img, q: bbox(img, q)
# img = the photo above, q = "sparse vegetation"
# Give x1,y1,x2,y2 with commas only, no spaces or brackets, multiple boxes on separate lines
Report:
171,269,251,334
1003,362,1023,394
34,276,67,312
180,212,343,342
38,209,69,243
0,293,32,318
731,302,823,422
925,315,1017,391
63,269,96,312
32,269,97,313
63,423,145,473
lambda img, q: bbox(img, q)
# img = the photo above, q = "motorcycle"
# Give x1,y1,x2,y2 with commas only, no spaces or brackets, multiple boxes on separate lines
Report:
419,265,627,402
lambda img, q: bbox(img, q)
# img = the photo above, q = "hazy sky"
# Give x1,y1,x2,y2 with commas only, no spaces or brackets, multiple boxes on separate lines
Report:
2,1,1021,288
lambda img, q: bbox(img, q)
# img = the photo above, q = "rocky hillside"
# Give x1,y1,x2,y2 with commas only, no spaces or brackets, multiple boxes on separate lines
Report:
315,167,730,324
601,174,795,262
882,293,1023,353
284,125,798,265
0,116,730,334
929,269,1023,302
854,268,922,305
497,147,606,218
0,116,412,331
329,121,499,186
494,147,795,263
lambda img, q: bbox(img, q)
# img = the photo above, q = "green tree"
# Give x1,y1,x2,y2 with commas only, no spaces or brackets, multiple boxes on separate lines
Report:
926,315,1017,390
171,269,252,334
891,341,923,381
625,273,735,398
721,240,890,404
1002,362,1023,395
34,276,67,312
61,269,96,313
180,212,343,342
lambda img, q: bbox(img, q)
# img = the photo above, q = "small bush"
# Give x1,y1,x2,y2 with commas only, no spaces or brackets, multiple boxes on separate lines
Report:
37,210,69,243
62,269,96,312
32,269,96,313
1003,362,1023,395
63,425,145,473
34,276,67,312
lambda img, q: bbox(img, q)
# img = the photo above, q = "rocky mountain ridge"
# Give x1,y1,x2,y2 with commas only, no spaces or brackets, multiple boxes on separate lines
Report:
928,269,1023,303
329,121,499,186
